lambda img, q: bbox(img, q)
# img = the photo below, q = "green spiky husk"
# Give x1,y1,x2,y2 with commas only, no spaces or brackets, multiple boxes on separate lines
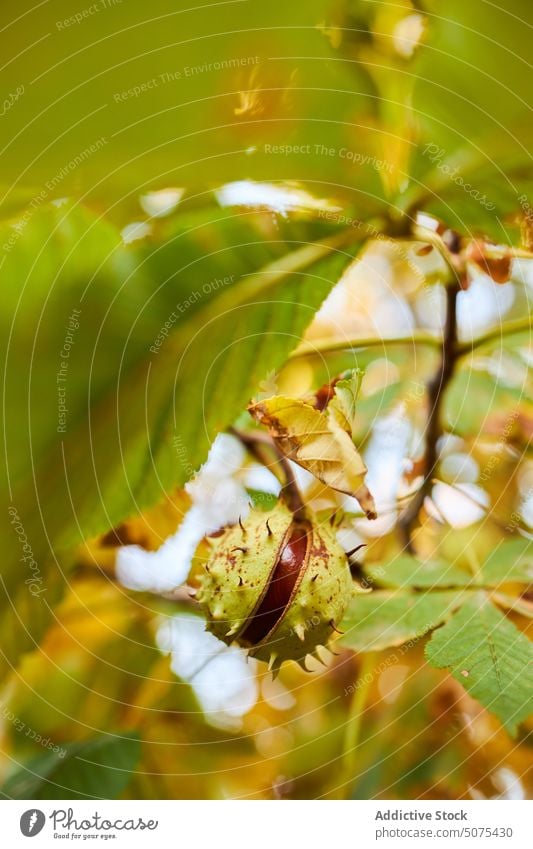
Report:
196,504,293,643
197,503,353,671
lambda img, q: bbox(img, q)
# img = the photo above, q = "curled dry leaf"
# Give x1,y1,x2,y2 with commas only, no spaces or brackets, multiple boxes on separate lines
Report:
466,239,512,284
248,373,376,519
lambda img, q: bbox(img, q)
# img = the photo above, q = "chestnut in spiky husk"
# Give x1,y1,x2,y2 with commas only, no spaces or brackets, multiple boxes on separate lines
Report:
197,503,353,674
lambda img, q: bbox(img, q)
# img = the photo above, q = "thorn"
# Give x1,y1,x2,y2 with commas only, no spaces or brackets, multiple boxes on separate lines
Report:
238,575,243,586
205,564,210,573
231,546,248,554
226,623,240,637
313,647,328,667
297,656,311,672
265,518,273,537
238,516,246,535
329,510,338,526
311,573,318,582
316,644,332,664
268,653,283,678
329,619,344,635
294,623,306,642
346,544,366,558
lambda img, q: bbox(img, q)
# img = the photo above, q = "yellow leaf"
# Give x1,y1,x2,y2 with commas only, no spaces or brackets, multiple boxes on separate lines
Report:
248,395,377,519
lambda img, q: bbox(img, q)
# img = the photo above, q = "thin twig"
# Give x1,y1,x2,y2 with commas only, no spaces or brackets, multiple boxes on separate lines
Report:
399,279,461,551
229,427,306,519
228,426,276,469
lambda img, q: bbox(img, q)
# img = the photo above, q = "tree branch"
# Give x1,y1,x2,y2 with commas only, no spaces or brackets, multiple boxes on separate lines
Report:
229,427,306,519
399,280,461,551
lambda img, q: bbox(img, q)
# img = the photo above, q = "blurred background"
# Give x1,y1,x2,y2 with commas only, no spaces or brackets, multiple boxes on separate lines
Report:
1,0,532,800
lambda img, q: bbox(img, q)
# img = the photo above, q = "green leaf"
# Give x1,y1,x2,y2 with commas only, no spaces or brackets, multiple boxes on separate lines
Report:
425,594,533,735
480,538,533,586
365,556,474,589
245,489,280,511
339,589,468,652
2,2,530,242
408,0,533,242
1,203,359,678
0,0,384,217
36,219,358,545
364,543,533,591
1,732,141,800
2,203,147,682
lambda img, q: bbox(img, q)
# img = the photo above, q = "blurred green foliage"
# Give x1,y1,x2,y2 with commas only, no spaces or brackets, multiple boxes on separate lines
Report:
1,0,532,801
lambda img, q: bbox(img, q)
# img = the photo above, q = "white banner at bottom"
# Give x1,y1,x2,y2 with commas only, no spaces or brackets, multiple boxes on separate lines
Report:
2,799,531,848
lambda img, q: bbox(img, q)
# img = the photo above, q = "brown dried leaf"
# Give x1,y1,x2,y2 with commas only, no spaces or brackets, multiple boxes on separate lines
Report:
467,240,512,284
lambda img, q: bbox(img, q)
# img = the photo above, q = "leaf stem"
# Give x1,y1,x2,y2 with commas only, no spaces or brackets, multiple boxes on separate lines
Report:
291,331,443,358
456,316,532,356
291,316,531,361
229,427,306,519
336,651,376,799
